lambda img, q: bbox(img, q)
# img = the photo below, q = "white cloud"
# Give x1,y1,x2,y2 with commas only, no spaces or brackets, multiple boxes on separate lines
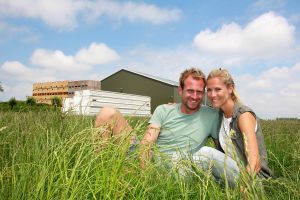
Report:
86,1,181,25
2,61,38,81
193,12,295,59
0,21,39,43
122,2,180,24
75,43,119,65
30,42,119,71
1,61,55,82
0,0,83,30
236,62,300,119
0,82,33,100
2,61,30,76
0,22,29,35
122,45,216,81
0,0,181,30
31,49,89,71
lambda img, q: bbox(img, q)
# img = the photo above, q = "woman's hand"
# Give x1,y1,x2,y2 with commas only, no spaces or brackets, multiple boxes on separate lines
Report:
246,162,260,175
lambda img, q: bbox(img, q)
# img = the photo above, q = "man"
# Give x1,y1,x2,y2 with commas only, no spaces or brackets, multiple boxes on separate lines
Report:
95,68,221,168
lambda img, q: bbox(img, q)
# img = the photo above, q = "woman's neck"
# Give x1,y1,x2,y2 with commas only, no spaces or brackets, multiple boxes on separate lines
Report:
221,99,235,118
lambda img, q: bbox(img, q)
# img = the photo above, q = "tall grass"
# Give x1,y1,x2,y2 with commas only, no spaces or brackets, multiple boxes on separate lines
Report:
0,111,299,199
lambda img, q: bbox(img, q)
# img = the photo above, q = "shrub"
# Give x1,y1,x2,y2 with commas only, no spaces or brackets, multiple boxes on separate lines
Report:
26,97,36,106
0,82,3,92
8,97,17,109
51,96,62,108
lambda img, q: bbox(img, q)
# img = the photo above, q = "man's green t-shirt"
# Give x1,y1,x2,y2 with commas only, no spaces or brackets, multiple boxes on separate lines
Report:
149,104,221,156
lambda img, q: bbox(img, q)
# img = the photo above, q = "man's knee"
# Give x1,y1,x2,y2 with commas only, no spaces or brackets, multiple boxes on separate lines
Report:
95,107,119,127
193,146,215,162
199,146,215,155
100,107,118,118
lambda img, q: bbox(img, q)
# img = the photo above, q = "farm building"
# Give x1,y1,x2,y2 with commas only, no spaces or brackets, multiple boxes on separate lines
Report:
32,80,100,104
63,89,151,116
101,69,180,113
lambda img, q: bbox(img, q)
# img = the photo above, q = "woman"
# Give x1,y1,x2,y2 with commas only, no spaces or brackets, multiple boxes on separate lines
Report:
195,68,272,186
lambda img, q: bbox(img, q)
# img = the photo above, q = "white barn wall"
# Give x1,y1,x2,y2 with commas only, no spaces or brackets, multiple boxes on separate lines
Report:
63,90,151,116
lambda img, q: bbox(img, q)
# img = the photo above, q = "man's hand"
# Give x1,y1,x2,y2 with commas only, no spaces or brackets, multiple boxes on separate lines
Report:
139,124,160,169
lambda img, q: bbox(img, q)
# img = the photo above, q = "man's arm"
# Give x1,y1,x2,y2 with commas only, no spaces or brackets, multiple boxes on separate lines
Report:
139,124,160,169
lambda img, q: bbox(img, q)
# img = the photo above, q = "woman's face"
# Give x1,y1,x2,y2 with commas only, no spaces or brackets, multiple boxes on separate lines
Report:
206,77,233,108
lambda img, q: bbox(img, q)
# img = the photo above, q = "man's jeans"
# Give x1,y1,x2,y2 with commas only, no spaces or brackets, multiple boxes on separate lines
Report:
172,146,240,187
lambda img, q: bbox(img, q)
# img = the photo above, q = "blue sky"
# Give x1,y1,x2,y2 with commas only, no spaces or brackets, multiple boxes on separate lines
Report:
0,0,300,119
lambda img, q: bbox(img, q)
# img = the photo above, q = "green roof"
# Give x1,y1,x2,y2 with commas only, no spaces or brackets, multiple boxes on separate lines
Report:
102,69,179,87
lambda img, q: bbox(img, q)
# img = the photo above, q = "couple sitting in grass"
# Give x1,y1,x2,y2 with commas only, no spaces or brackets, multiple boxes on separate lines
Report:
94,67,272,187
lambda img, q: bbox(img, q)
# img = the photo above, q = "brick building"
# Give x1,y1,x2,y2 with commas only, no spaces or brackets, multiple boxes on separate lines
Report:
32,80,100,104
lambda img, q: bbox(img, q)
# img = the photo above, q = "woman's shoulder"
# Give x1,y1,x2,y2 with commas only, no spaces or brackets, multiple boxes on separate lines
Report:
234,102,256,118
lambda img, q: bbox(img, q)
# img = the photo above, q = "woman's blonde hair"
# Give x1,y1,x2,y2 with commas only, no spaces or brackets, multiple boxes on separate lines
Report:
207,68,240,102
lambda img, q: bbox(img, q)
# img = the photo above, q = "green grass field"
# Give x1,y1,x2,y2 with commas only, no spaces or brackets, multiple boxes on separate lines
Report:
0,111,299,199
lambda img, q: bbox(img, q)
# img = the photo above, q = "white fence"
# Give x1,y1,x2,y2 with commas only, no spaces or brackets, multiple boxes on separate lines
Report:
62,89,151,116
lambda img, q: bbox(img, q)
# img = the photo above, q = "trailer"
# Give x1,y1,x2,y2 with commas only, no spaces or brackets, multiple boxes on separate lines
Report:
62,89,151,116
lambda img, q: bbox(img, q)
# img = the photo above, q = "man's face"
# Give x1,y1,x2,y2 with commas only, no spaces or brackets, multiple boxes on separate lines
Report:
178,75,205,114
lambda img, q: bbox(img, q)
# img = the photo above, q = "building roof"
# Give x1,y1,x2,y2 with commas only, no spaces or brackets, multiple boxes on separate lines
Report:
101,69,179,87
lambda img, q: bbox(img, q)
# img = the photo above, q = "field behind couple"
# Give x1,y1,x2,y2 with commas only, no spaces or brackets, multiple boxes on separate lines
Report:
0,111,299,199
